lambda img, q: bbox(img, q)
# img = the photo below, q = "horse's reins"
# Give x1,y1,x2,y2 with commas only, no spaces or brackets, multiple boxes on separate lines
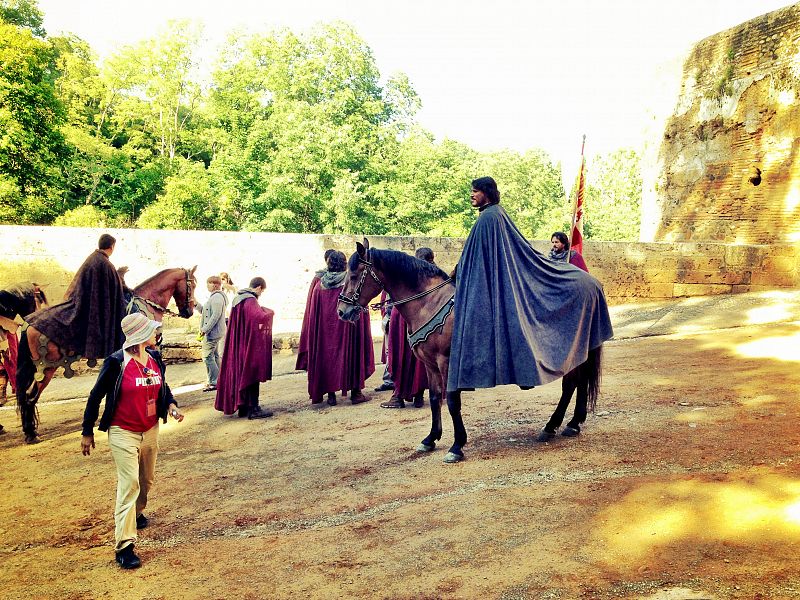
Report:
337,252,453,312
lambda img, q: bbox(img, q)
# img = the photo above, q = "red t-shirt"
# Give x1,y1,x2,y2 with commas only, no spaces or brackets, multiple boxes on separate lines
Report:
111,355,162,432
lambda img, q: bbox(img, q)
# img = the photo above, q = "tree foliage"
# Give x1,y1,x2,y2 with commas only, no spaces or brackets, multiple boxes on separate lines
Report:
0,3,643,239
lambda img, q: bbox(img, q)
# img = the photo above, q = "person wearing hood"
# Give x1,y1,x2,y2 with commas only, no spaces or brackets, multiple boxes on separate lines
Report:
295,249,336,371
214,277,274,419
305,251,374,406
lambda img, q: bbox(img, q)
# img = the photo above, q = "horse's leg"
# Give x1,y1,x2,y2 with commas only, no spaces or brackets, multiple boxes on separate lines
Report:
417,363,443,452
536,371,579,442
563,370,589,435
16,329,42,443
443,390,466,463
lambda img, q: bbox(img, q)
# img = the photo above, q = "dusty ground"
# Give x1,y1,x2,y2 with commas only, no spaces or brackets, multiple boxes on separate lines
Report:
2,295,800,599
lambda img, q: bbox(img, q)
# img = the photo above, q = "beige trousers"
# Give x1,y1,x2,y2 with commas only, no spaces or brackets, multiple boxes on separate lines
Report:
108,424,159,552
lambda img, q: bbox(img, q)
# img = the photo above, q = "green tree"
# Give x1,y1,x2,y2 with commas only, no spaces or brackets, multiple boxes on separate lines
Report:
584,148,642,240
0,0,45,37
137,159,216,229
0,20,67,223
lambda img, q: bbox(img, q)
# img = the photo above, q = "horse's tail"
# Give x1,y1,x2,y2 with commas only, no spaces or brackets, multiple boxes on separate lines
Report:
586,344,603,413
15,329,40,437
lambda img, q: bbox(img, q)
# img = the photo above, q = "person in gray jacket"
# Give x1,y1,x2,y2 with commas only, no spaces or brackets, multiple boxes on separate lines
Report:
197,275,228,391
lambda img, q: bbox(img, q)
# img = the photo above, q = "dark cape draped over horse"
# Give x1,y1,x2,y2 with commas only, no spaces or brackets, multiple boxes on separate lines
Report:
448,203,613,391
338,238,612,463
16,267,197,444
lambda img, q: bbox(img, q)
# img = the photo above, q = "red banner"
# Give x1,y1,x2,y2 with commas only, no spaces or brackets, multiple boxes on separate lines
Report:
570,138,586,255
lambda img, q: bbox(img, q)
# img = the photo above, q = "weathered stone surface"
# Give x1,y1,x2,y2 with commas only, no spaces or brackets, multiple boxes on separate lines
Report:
641,3,800,246
673,283,733,297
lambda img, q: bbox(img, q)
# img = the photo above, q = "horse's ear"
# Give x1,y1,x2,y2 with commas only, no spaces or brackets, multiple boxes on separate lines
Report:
189,265,197,276
363,237,370,252
356,242,366,258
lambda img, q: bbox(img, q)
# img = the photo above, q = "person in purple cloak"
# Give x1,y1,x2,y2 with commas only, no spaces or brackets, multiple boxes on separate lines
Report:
379,247,436,409
305,251,374,406
296,249,336,371
214,277,274,419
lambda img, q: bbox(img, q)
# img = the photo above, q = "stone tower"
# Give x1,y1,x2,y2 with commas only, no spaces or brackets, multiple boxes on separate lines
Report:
641,2,800,244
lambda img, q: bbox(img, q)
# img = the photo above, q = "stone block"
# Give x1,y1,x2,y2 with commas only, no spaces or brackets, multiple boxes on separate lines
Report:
604,282,675,298
760,255,799,273
725,244,769,267
673,283,733,297
675,270,750,285
750,270,799,286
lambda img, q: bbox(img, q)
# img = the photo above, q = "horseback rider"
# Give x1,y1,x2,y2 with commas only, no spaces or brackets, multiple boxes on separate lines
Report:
27,233,127,360
447,176,614,393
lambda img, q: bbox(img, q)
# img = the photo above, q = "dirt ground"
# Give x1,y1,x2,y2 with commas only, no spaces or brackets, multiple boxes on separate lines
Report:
2,314,800,599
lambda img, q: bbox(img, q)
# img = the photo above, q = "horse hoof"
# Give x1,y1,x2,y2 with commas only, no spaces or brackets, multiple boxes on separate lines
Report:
535,429,556,443
416,442,436,452
561,426,580,438
443,451,463,463
25,435,41,444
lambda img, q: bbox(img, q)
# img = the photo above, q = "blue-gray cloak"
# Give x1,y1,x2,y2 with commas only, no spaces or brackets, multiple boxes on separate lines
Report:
447,204,613,392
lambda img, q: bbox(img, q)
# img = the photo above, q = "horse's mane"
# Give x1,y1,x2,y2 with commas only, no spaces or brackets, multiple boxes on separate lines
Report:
0,283,42,317
356,249,449,289
134,268,181,291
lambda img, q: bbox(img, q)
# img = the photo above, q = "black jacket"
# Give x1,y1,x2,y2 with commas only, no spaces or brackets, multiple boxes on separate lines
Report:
82,348,176,436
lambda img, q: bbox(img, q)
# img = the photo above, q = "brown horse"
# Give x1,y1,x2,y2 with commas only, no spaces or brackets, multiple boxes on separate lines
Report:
16,267,197,443
337,239,602,463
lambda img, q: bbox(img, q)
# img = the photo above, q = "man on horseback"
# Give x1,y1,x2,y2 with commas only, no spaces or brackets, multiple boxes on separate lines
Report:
448,176,614,393
26,233,127,359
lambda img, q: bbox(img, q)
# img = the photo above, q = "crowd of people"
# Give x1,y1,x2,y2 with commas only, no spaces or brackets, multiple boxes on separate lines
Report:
0,175,603,570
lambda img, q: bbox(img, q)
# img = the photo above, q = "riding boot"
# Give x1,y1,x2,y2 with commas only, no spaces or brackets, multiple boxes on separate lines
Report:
350,389,369,405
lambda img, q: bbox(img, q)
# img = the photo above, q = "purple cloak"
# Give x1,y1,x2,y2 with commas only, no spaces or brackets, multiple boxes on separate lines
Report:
387,309,428,400
215,295,274,415
306,285,374,401
295,276,321,370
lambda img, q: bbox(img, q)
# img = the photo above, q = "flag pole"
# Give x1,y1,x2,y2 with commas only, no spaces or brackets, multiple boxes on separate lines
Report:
568,135,586,254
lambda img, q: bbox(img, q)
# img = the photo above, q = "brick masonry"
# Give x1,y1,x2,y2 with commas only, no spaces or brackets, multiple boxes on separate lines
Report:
641,2,800,245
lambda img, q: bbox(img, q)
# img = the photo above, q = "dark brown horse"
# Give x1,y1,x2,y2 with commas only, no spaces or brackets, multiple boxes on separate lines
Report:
337,239,602,463
16,267,197,443
0,284,48,435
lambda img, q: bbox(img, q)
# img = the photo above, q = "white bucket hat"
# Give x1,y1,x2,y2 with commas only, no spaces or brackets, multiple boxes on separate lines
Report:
121,313,161,348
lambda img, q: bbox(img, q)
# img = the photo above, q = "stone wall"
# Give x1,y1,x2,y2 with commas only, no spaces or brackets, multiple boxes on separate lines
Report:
641,2,800,244
1,227,797,324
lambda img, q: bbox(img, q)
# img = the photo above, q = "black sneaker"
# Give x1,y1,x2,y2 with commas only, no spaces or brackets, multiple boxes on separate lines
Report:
248,406,273,419
373,383,393,392
115,545,141,569
136,514,148,529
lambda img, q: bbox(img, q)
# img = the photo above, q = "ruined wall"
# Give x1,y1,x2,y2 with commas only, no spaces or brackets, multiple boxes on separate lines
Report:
641,2,800,245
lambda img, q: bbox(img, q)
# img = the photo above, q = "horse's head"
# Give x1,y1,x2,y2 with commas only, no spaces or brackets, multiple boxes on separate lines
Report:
0,283,47,320
174,266,197,318
337,238,384,323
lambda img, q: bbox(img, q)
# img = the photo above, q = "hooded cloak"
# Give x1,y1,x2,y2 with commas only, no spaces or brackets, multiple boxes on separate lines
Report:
305,283,374,400
214,290,274,415
387,308,427,400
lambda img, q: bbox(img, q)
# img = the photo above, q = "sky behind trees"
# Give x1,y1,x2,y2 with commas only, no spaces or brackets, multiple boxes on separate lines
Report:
38,0,790,170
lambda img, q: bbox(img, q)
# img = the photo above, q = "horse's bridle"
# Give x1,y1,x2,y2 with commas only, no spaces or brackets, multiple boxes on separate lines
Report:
139,268,195,318
338,253,383,313
338,252,453,312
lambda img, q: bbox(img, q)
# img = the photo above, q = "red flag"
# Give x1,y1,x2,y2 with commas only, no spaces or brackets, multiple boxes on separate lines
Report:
569,136,586,256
